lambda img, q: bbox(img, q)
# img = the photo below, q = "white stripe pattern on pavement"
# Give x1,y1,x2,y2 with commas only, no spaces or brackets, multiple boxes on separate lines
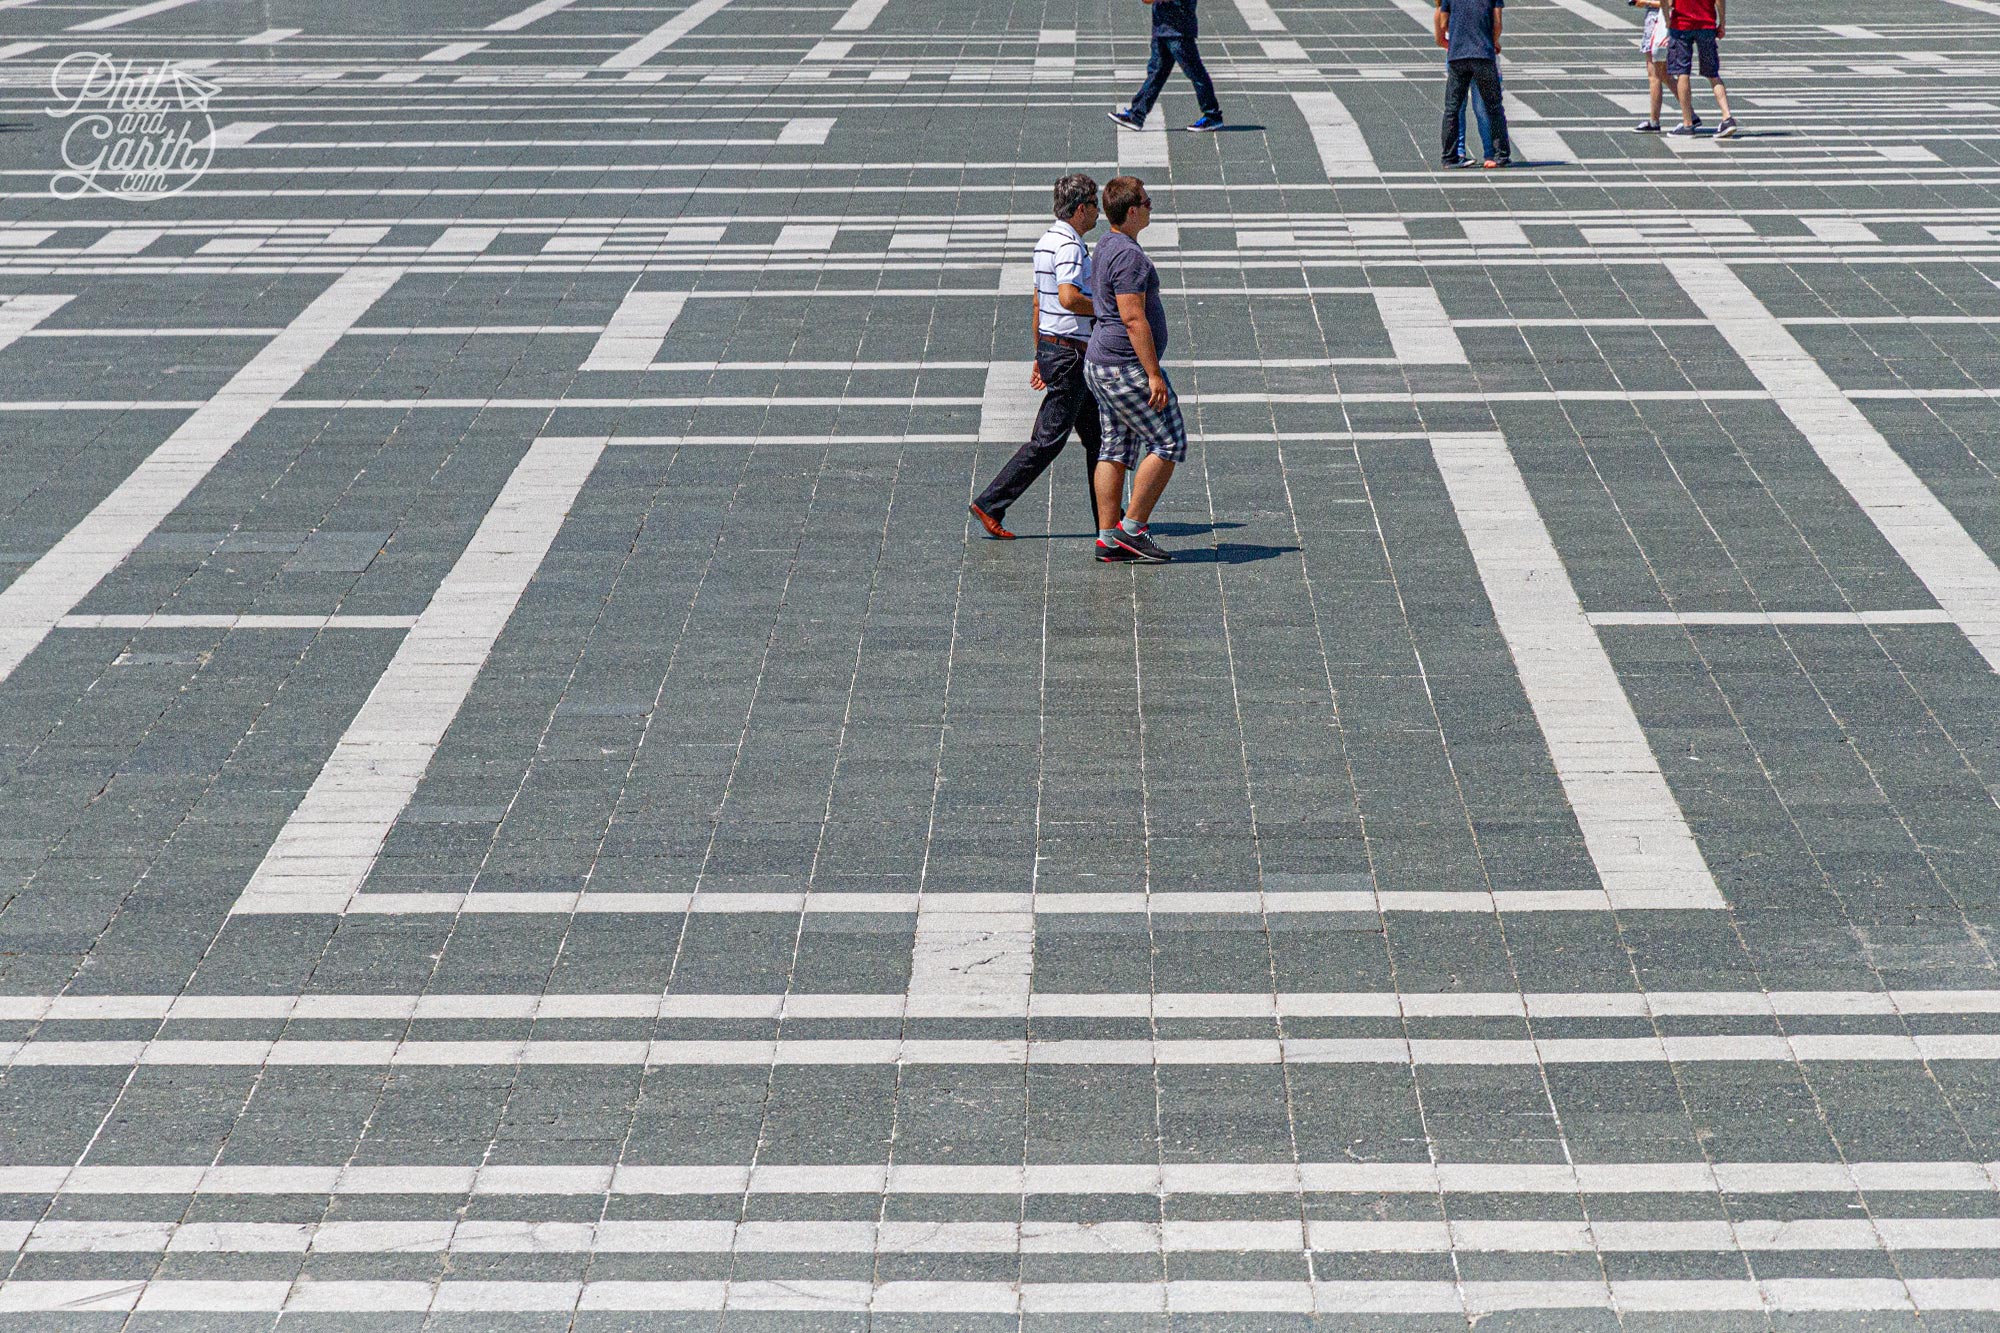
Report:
0,1160,1993,1197
231,436,605,915
581,289,688,371
0,293,70,354
486,0,582,30
1372,288,1468,363
0,1276,1998,1314
6,987,1997,1023
2,1215,1997,1255
1431,433,1726,911
12,1032,2000,1066
66,0,197,30
1292,91,1381,178
601,0,738,69
0,269,399,690
977,362,1040,443
1674,260,2000,673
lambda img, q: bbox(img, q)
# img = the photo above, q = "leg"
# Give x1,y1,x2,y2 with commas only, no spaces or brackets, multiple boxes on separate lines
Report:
1128,34,1175,119
1648,58,1665,122
1123,375,1187,527
1125,455,1176,526
1076,387,1107,530
1472,68,1496,159
1440,61,1473,161
1666,32,1695,124
972,348,1081,520
1471,60,1508,162
1171,36,1222,117
1094,459,1127,531
1700,34,1729,117
1086,363,1137,531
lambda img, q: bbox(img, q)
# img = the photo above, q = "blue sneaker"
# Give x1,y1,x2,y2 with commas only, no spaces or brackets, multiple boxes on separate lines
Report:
1187,112,1224,132
1108,108,1144,131
1668,123,1697,136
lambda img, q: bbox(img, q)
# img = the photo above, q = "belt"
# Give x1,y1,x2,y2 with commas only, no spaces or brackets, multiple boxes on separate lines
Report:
1037,332,1089,351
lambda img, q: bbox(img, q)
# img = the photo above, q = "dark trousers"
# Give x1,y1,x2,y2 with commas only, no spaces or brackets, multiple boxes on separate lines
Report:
1128,33,1221,120
974,340,1100,525
1442,57,1509,163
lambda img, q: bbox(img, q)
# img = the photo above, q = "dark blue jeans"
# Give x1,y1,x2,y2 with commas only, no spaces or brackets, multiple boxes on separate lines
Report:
1128,33,1221,121
1442,57,1509,163
1454,67,1500,160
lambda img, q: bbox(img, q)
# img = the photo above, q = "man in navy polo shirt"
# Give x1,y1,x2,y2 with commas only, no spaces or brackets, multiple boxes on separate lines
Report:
1108,0,1224,134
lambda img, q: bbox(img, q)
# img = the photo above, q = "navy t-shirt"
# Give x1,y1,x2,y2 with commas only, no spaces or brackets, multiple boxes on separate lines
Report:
1086,231,1167,367
1441,0,1501,59
1150,0,1197,36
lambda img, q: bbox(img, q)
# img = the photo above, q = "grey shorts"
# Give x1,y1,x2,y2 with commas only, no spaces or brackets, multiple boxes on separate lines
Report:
1084,360,1189,467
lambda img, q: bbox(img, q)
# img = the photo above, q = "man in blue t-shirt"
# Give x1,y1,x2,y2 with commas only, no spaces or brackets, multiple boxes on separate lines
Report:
1435,0,1510,167
1108,0,1223,134
1081,176,1185,565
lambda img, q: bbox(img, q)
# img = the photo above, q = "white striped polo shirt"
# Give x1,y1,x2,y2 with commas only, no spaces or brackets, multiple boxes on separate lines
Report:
1034,219,1093,340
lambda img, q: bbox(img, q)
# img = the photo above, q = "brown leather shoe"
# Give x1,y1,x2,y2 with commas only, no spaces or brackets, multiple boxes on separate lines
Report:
969,503,1014,540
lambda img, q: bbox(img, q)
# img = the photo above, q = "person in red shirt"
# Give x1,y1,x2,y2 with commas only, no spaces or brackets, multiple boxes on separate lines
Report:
1662,0,1737,137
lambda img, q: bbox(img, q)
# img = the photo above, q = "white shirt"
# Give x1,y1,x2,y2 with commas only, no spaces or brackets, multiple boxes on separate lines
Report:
1033,219,1092,340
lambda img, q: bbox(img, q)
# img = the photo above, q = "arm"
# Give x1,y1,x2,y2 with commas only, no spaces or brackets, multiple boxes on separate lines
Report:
1491,6,1501,50
1116,291,1169,410
1433,1,1448,47
1714,0,1722,37
1057,283,1094,317
1029,287,1044,390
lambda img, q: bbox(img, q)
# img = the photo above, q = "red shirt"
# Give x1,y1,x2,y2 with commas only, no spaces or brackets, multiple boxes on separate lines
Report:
1670,0,1716,29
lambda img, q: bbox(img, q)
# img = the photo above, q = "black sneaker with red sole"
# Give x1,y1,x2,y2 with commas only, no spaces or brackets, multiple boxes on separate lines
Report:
1095,539,1142,563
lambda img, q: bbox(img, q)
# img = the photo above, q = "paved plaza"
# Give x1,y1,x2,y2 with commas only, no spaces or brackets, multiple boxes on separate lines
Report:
3,0,2000,1324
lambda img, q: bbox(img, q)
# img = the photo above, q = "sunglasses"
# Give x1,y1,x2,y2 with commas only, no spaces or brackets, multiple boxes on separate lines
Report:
1136,196,1154,208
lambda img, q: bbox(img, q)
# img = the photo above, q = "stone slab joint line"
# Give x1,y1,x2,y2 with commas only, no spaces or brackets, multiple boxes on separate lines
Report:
0,269,400,689
1431,432,1727,910
1673,259,2000,673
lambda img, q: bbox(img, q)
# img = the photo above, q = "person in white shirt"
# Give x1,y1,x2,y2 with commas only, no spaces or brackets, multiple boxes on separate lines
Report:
969,174,1106,540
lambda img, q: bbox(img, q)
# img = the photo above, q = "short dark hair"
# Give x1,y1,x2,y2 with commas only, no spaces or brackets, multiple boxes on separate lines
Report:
1052,173,1098,221
1102,176,1147,226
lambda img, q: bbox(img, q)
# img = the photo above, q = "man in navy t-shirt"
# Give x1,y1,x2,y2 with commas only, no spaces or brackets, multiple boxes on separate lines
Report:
1434,0,1510,167
1108,0,1223,134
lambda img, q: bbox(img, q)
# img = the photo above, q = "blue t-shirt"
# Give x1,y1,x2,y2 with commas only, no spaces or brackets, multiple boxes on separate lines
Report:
1442,0,1501,60
1150,0,1197,36
1086,231,1167,367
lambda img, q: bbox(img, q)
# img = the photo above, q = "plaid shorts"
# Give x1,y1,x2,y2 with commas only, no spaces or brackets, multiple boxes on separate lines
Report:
1084,360,1189,467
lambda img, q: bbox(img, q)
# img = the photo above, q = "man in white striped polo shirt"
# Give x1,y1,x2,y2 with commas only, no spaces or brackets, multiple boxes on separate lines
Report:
969,174,1107,541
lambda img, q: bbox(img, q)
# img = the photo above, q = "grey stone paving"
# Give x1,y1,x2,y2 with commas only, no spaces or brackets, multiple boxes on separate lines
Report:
2,0,2000,1324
